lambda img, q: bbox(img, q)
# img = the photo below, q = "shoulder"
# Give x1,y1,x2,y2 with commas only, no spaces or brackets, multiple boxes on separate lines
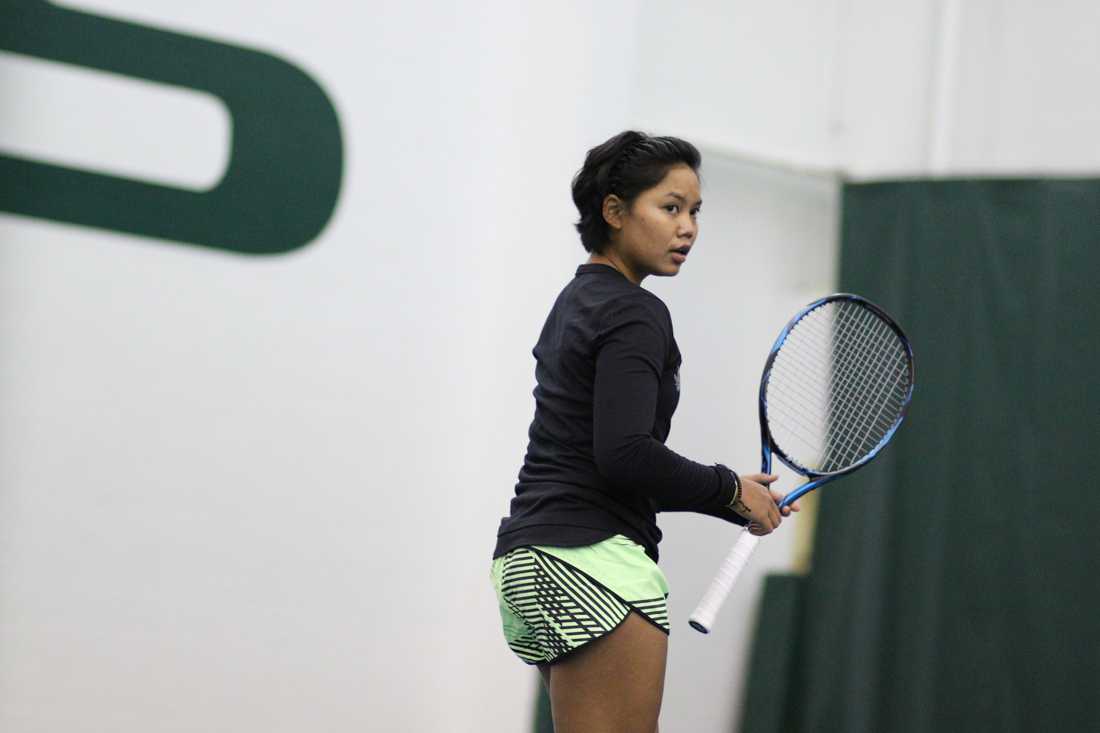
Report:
567,266,674,338
634,288,673,324
599,288,672,330
593,289,675,354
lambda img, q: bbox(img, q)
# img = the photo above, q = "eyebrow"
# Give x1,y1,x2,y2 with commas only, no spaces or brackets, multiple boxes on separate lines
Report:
664,191,703,206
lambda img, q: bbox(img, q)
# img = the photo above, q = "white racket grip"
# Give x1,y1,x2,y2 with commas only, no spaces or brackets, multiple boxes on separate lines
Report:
689,528,761,634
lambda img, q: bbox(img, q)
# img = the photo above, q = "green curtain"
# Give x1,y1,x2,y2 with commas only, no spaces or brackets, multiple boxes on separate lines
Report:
742,179,1100,733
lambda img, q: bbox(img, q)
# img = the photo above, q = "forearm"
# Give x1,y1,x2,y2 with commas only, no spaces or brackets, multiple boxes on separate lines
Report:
594,433,739,512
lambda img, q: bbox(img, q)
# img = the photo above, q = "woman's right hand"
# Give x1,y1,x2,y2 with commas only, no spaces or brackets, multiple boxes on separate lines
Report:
732,473,782,535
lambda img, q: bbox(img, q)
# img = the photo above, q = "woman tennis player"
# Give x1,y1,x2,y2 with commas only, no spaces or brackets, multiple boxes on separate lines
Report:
490,130,799,732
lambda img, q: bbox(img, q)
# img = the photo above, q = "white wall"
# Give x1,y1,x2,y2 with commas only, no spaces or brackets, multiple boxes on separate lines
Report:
1,2,643,731
2,2,1099,732
633,0,1100,177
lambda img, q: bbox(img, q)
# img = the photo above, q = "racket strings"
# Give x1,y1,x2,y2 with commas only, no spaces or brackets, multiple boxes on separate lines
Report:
772,307,875,428
797,307,907,471
826,326,908,469
805,309,908,471
765,301,911,474
821,310,905,467
773,313,876,467
768,307,878,450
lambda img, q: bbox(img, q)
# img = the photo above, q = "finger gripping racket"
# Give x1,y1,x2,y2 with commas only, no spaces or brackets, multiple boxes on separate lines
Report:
689,294,915,633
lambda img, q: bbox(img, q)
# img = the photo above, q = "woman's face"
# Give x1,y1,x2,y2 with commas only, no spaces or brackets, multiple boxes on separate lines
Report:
603,163,701,284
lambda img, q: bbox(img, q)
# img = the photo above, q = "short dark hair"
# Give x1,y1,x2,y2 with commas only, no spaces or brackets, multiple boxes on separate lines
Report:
571,130,701,253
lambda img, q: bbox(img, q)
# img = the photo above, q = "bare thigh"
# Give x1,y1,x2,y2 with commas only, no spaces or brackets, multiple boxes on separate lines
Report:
541,611,667,733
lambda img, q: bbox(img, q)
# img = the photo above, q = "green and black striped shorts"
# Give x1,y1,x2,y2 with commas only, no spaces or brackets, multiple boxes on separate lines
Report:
490,534,670,665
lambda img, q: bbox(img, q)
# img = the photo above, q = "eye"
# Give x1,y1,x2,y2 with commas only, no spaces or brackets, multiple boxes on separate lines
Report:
691,207,701,218
664,204,680,214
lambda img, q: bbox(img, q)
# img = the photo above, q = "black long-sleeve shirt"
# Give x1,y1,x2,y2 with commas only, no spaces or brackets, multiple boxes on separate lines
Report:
493,264,745,563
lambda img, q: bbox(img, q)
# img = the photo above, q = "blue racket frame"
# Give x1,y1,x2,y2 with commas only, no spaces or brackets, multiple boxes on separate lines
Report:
760,293,915,508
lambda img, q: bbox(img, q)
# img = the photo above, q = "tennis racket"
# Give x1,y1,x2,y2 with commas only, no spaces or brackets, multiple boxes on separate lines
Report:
688,293,915,634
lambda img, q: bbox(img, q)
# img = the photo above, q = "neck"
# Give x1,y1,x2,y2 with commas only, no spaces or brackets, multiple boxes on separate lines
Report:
587,252,642,285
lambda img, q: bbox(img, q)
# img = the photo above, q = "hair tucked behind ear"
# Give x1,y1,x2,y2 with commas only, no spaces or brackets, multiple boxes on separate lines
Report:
571,131,701,253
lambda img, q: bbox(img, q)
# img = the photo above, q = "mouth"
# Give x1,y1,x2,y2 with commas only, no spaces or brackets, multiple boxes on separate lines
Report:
670,245,691,263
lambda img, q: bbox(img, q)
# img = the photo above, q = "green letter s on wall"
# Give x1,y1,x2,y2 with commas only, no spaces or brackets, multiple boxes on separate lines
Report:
0,0,343,255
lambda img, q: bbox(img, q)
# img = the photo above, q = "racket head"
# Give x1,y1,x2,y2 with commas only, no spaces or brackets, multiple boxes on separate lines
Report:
758,293,914,482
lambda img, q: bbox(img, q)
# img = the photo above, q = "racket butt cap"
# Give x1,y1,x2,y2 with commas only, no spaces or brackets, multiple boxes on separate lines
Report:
688,620,710,634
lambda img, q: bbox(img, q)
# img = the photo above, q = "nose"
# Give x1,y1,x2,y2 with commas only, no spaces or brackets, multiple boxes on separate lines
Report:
678,212,696,239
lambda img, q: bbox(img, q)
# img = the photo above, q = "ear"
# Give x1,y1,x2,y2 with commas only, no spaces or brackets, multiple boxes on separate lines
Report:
602,194,627,231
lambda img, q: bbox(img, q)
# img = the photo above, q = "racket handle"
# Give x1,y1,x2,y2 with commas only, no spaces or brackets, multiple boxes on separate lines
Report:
689,527,760,634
